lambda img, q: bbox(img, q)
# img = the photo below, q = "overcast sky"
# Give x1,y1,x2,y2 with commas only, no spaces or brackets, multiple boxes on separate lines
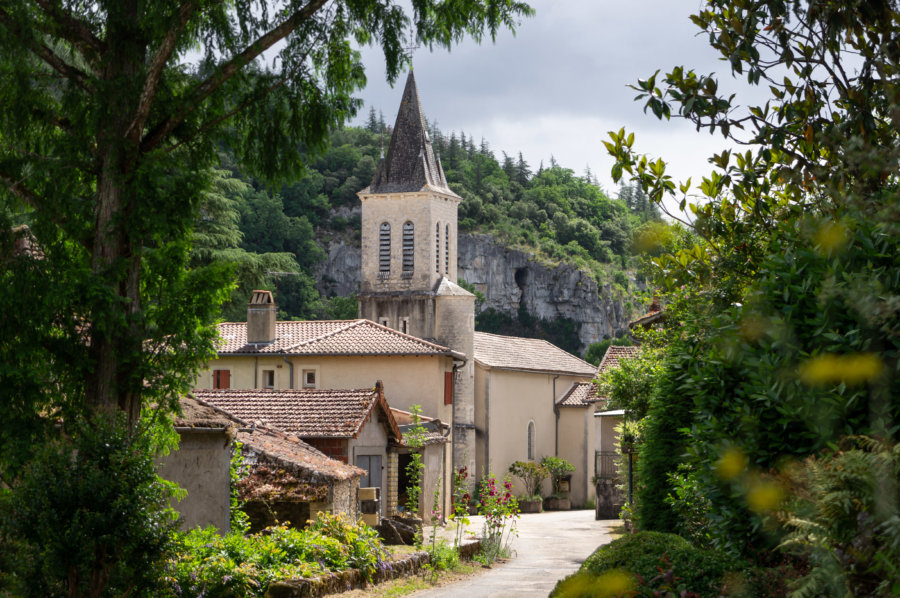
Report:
352,0,756,204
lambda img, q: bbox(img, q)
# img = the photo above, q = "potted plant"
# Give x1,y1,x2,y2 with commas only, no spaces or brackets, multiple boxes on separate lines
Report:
507,460,548,513
541,456,575,510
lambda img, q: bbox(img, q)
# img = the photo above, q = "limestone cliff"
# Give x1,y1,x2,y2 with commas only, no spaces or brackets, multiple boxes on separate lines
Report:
316,226,634,352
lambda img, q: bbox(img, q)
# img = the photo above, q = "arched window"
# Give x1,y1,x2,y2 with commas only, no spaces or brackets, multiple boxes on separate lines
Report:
435,222,441,273
444,224,450,274
402,221,414,276
527,420,536,460
379,222,391,277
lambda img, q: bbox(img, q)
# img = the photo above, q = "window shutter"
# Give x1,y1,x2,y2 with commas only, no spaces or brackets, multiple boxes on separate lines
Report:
444,371,453,405
214,369,230,389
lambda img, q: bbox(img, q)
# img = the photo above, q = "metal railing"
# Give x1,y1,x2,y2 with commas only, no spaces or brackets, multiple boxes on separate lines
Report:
594,451,619,479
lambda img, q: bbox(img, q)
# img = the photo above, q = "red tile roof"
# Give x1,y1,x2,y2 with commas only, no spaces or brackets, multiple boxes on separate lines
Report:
473,331,596,376
237,426,363,482
216,319,459,357
193,384,402,443
597,345,641,375
556,381,603,408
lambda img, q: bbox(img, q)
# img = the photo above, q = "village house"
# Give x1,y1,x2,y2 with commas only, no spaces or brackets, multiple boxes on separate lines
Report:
193,382,446,520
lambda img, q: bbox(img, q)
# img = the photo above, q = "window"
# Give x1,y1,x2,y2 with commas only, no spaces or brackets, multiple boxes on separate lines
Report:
444,224,450,274
379,222,391,278
262,369,275,389
444,371,453,405
213,369,230,389
402,221,414,277
302,369,317,388
400,317,409,334
527,420,536,460
435,223,440,273
378,317,390,328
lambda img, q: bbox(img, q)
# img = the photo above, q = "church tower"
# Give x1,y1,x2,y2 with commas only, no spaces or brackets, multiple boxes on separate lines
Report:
357,71,476,482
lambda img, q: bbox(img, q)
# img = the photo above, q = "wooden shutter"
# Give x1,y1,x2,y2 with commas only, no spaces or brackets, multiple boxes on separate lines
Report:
444,371,453,405
214,369,230,389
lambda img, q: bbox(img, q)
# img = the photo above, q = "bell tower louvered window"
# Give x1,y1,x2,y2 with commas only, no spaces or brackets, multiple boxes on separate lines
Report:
444,224,450,274
435,223,441,273
402,221,414,277
379,222,391,278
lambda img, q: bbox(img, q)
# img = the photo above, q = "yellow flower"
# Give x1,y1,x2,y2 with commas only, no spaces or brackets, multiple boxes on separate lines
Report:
798,353,884,386
716,448,748,481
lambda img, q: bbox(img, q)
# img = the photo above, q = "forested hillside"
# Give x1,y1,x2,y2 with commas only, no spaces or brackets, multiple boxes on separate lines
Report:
203,113,666,354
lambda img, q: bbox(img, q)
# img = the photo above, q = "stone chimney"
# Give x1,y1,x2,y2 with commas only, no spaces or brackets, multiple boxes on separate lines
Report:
247,290,276,345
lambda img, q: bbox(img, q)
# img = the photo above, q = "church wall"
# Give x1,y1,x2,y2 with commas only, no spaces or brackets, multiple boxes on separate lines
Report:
557,406,595,508
476,368,592,499
357,294,435,340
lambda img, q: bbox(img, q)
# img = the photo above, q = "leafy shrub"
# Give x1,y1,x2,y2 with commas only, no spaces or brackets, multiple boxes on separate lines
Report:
541,456,576,496
551,531,742,598
0,416,176,598
164,514,390,598
508,460,548,498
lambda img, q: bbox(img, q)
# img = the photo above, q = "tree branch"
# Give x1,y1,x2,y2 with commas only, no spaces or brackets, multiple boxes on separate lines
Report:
32,0,105,64
141,0,330,153
0,5,93,92
125,0,201,143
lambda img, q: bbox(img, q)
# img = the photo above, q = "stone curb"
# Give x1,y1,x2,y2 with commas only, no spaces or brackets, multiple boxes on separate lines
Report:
265,540,483,598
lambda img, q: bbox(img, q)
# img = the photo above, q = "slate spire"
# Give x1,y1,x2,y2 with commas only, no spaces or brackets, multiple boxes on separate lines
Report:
367,71,456,195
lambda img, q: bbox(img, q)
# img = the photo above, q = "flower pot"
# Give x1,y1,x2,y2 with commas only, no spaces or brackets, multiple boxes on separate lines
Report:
544,497,571,511
518,498,543,513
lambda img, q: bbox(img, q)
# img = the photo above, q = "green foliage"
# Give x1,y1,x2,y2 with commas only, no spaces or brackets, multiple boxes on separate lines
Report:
476,307,583,356
449,465,471,548
551,531,742,598
229,440,251,535
0,416,176,598
507,460,549,499
404,405,427,518
541,456,576,497
778,437,900,598
596,347,661,420
164,514,389,597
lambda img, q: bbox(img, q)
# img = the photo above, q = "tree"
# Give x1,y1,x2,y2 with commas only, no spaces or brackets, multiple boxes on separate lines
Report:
604,0,900,561
0,0,534,445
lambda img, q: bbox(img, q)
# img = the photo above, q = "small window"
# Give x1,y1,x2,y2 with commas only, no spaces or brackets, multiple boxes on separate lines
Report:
527,420,536,460
302,369,317,388
213,369,230,389
378,317,390,329
400,317,409,334
444,224,450,274
262,370,275,389
435,223,440,273
379,222,391,277
402,221,414,276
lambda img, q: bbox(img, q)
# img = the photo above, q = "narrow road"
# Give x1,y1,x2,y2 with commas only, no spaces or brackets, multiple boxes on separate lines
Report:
414,511,619,597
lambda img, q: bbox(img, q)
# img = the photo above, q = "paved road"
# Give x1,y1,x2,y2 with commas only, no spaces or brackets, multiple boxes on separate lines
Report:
413,511,618,597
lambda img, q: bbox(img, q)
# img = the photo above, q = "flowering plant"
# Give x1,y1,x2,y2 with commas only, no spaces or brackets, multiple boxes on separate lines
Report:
449,465,471,547
476,471,519,564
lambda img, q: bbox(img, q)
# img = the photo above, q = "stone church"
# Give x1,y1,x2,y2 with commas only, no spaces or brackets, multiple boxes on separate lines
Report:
356,70,477,484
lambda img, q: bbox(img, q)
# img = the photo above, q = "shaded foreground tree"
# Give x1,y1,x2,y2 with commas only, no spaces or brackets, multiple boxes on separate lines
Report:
0,0,532,457
601,0,899,581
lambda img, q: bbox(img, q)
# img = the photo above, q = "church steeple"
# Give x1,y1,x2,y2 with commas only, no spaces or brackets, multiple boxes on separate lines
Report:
365,71,456,196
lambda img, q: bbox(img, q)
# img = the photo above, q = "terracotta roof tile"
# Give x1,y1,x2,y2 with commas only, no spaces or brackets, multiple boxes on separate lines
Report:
473,331,596,376
193,386,402,442
237,426,363,482
597,345,641,375
557,381,603,408
175,395,245,428
216,319,456,357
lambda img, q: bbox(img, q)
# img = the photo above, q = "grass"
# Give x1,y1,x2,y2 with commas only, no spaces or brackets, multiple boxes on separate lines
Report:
337,561,480,597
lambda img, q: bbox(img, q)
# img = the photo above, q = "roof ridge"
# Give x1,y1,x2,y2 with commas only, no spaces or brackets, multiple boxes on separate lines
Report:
364,318,453,352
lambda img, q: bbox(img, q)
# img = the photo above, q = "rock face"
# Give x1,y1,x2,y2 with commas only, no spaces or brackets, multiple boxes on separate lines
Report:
457,234,632,351
316,232,633,352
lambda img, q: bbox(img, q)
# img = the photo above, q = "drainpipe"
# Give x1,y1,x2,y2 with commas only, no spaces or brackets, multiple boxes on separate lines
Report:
553,374,560,456
441,419,451,524
281,355,294,389
253,356,258,388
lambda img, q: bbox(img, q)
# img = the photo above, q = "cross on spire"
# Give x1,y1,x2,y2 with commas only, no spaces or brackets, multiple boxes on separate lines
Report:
404,26,420,69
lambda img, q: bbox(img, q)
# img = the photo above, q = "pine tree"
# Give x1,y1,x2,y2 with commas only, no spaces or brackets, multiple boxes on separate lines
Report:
516,152,531,185
365,107,380,133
